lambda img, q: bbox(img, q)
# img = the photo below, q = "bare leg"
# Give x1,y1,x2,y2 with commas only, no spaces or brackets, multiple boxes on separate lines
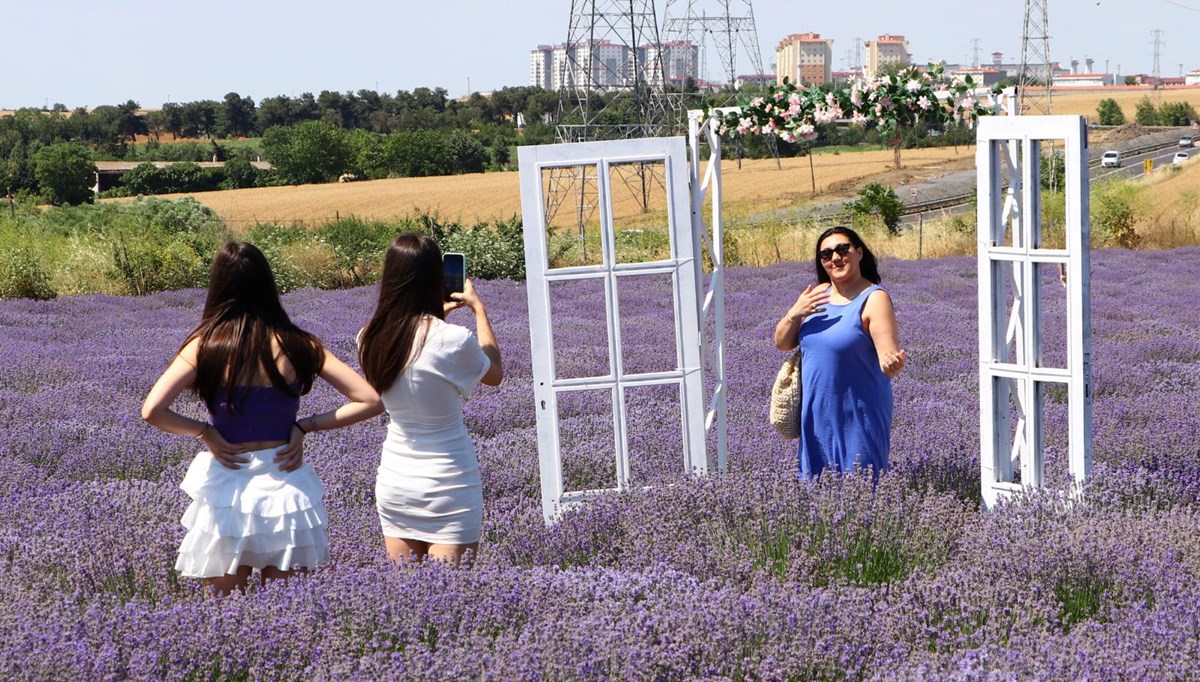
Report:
427,542,479,568
385,536,430,564
202,565,252,597
259,565,306,588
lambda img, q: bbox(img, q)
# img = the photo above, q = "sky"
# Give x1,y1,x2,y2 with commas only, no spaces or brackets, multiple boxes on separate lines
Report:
2,0,1197,110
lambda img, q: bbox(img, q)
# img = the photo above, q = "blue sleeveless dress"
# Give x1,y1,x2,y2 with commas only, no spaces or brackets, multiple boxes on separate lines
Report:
796,285,893,479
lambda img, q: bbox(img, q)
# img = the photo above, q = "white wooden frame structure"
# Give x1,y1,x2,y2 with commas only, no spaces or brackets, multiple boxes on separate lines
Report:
976,115,1093,509
518,131,728,524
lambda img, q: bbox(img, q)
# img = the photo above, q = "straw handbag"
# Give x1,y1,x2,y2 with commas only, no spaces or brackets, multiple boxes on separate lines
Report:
769,348,802,439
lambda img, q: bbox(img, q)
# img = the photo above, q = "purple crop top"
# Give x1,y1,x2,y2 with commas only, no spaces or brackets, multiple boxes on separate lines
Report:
209,384,301,443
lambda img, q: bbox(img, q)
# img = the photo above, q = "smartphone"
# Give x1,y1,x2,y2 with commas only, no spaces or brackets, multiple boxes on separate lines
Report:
442,252,465,301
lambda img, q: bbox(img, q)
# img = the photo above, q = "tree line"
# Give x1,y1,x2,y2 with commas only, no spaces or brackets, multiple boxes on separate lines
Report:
1,86,569,203
1095,96,1198,127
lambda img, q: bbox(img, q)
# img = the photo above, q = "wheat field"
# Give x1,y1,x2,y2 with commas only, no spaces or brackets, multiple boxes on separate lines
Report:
119,146,976,232
1047,87,1200,119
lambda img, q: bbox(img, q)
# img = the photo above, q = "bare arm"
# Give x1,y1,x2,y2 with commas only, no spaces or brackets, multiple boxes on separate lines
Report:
862,289,907,378
774,283,831,350
141,339,248,468
452,278,503,386
276,349,383,471
294,349,384,434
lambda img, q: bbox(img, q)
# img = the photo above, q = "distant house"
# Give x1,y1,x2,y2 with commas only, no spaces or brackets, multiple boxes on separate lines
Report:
92,160,271,195
947,67,1005,87
1053,73,1114,88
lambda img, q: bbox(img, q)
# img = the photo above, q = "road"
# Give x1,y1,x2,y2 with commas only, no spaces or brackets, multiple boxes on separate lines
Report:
900,136,1191,229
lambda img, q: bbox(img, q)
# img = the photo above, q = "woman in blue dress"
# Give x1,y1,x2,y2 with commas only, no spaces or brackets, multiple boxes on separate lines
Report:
773,226,907,479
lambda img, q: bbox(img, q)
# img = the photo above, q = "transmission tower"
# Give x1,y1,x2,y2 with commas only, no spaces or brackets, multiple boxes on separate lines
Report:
1019,0,1053,115
661,0,768,92
660,0,779,166
547,2,675,236
972,38,982,69
556,0,671,143
1152,29,1164,97
853,38,864,77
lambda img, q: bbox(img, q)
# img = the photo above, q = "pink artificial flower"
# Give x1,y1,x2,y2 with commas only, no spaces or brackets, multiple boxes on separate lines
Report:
917,96,932,110
905,79,921,93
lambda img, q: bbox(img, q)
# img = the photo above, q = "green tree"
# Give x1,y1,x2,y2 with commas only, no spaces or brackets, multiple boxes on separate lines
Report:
1157,101,1197,126
262,121,352,184
33,143,96,205
220,157,262,189
851,182,904,234
219,92,257,138
1134,97,1159,126
1096,98,1126,125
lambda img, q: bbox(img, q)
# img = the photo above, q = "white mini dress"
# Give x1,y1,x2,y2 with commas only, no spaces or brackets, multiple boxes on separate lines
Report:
373,317,490,544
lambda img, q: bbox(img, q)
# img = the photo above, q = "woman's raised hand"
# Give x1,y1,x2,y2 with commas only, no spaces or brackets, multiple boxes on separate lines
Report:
449,278,484,314
789,283,831,320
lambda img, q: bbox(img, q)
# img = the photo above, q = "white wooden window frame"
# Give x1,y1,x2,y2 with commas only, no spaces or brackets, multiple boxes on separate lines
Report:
976,115,1093,509
518,137,717,524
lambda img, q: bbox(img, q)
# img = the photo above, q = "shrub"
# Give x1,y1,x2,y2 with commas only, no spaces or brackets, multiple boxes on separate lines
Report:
0,246,56,300
317,217,398,285
1092,182,1142,249
111,233,208,295
851,183,904,234
414,212,527,281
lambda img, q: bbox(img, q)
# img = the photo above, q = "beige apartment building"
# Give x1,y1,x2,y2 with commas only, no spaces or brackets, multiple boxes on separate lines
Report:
775,32,834,86
865,34,910,74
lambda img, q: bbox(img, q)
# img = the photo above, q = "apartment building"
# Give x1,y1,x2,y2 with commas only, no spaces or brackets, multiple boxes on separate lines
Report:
530,45,555,90
775,32,834,86
530,41,697,90
865,34,910,74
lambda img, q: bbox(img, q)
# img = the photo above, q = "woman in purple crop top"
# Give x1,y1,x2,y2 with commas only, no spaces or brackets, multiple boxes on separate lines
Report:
142,243,381,596
773,227,907,479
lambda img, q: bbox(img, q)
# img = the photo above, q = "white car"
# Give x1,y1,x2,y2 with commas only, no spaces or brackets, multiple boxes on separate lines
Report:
1101,151,1123,168
1174,152,1190,165
1181,136,1195,148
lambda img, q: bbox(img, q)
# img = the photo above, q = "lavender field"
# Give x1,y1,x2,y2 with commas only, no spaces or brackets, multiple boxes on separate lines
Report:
2,249,1200,680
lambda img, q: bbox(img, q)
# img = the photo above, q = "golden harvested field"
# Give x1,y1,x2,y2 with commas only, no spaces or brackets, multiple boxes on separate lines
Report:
1135,157,1200,248
127,146,976,232
1049,87,1200,118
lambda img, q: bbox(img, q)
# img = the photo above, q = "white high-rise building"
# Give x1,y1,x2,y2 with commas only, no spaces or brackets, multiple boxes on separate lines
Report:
531,40,697,90
530,45,555,90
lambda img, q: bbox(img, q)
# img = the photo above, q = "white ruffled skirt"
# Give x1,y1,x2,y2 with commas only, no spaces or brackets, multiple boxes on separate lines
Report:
175,447,330,579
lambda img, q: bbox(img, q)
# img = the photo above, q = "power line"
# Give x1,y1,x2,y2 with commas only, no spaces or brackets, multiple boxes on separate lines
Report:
1162,0,1200,12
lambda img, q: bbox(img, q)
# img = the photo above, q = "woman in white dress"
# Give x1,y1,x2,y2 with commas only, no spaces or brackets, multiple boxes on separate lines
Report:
358,234,504,566
142,242,381,596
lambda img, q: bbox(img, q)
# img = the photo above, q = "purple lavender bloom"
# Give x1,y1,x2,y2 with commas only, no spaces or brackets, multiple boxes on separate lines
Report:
2,249,1200,679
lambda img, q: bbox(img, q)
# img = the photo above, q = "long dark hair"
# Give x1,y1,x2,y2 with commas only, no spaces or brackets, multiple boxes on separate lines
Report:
358,233,446,393
184,242,324,408
814,226,881,285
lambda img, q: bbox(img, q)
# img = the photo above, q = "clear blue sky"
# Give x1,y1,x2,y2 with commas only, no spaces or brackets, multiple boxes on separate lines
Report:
2,0,1193,109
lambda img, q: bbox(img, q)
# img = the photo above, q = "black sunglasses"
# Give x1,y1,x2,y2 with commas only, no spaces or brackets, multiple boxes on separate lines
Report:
818,243,855,261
